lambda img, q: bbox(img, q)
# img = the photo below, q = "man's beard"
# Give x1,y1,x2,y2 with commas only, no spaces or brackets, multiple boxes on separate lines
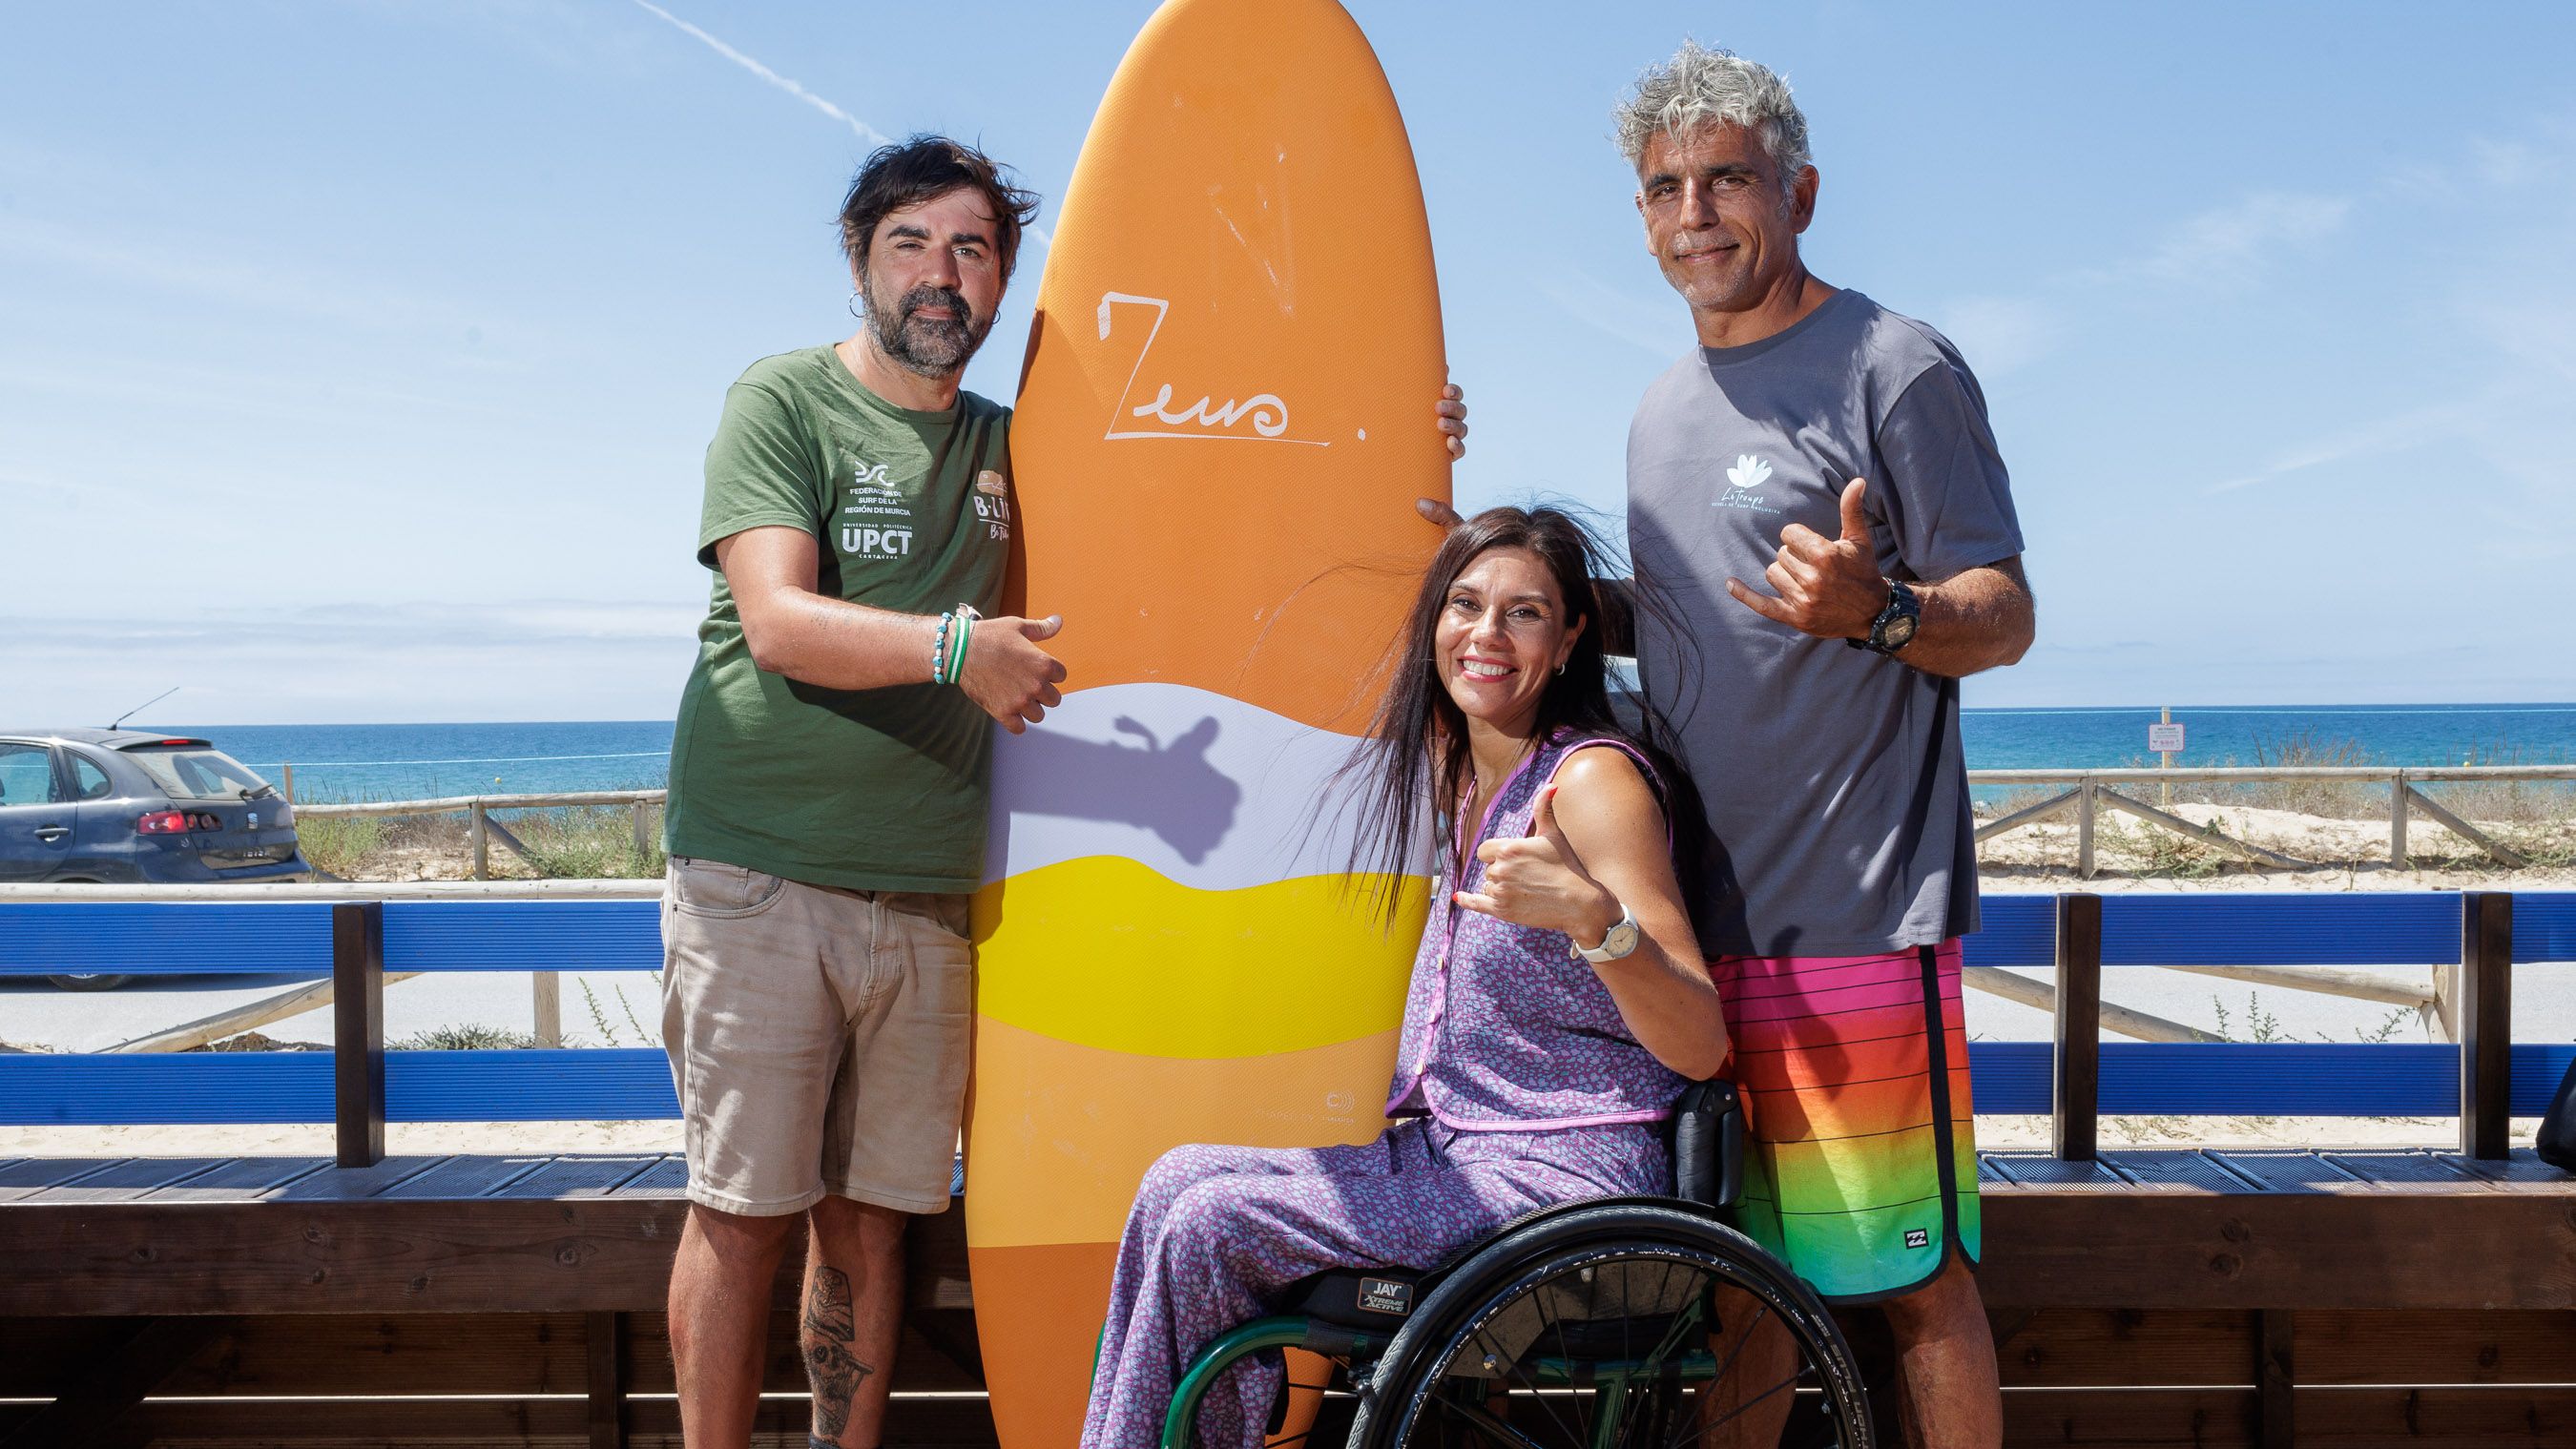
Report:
861,279,991,379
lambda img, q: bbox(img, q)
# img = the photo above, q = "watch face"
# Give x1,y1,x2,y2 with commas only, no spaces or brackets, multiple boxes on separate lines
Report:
1880,614,1919,650
1603,921,1641,959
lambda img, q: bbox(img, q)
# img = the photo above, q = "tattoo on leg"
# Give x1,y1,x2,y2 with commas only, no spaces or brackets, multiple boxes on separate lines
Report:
803,1266,874,1444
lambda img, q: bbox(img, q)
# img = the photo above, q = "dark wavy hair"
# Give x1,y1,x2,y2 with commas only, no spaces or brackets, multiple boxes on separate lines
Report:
837,135,1043,282
1339,507,1705,921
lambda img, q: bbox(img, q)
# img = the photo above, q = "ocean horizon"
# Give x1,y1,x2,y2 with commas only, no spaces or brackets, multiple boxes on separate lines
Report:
114,703,2576,804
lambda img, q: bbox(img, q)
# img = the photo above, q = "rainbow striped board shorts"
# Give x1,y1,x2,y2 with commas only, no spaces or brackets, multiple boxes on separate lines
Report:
1714,939,1979,1303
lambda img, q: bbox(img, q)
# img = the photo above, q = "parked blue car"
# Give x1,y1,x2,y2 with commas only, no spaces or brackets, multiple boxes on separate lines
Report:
0,729,312,988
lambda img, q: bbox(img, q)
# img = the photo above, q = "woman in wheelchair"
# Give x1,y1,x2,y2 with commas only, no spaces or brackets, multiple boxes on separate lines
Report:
1080,507,1731,1449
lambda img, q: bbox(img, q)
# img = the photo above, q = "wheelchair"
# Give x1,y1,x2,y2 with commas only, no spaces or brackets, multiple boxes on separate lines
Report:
1157,1082,1875,1449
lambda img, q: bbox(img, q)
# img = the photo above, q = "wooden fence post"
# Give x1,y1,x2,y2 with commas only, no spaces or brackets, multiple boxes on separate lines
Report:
2256,1309,2295,1449
280,762,296,804
2076,780,2098,880
2053,892,2104,1162
2389,769,2409,867
2460,892,2513,1160
469,802,488,880
586,1310,629,1449
331,900,386,1169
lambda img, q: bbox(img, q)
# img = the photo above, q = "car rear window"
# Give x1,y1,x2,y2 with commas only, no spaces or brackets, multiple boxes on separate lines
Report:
126,747,274,802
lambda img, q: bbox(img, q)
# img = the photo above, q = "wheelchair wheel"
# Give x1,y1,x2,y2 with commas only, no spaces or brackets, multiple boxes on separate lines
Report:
1349,1200,1872,1449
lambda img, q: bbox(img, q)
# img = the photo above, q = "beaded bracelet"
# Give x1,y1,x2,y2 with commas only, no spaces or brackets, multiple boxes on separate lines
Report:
929,611,954,685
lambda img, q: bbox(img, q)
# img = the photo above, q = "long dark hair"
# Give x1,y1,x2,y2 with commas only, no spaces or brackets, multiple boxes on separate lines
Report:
1339,507,1705,921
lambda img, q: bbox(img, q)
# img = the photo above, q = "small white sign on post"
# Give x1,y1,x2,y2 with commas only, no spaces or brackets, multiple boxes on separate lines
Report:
2148,723,2186,755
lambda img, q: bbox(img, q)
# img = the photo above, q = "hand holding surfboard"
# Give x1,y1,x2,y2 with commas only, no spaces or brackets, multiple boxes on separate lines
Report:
959,613,1068,733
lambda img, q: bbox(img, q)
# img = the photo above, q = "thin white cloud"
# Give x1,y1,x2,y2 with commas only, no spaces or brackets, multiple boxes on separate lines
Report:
617,3,1051,251
0,216,475,337
626,0,893,149
2200,388,2501,495
2127,191,2353,285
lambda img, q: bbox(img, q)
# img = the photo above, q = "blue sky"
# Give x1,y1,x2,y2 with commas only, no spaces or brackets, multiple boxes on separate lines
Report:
5,1,2569,725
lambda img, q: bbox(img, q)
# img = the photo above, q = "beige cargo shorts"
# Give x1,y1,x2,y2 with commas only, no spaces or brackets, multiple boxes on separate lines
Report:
659,855,972,1217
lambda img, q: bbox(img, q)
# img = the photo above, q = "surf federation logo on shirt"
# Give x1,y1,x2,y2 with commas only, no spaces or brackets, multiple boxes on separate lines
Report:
1714,453,1784,515
841,456,916,559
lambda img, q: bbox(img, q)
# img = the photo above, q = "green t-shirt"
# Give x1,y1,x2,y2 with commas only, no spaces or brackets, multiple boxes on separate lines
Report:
664,346,1012,892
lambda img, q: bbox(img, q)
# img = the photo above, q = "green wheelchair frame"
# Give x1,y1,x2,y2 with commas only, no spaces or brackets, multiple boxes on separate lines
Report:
1136,1081,1875,1449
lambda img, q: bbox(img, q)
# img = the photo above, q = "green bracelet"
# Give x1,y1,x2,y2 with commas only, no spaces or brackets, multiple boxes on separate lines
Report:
945,606,977,685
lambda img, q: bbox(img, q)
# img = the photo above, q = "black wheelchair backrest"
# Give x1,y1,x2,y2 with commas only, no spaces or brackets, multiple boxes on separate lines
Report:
1671,1079,1746,1209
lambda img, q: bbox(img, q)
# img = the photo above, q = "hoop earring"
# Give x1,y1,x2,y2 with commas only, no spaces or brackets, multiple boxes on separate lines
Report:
847,290,865,319
1554,663,1567,677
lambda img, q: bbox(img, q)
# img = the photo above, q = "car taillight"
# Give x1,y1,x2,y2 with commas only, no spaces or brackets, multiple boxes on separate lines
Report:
136,810,190,835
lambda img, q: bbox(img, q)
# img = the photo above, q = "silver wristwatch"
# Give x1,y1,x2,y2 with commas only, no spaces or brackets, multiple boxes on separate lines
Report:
1571,902,1642,964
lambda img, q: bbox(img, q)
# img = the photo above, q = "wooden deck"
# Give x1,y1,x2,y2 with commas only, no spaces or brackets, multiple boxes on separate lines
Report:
4,1147,2574,1446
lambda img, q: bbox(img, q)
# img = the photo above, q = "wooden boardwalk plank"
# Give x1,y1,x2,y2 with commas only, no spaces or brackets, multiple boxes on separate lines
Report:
1983,1152,2129,1190
2104,1150,2265,1193
0,1157,129,1204
372,1153,551,1200
2447,1148,2576,1190
611,1154,688,1196
264,1153,447,1201
2199,1150,2365,1194
140,1156,330,1201
499,1154,660,1199
2320,1149,2495,1191
27,1156,231,1203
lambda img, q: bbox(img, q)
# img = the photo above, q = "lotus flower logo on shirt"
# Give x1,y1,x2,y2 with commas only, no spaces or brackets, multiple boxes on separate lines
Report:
1714,454,1784,515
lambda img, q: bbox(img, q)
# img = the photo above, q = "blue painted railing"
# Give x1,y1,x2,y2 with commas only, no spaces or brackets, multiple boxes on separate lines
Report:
3,893,2570,1130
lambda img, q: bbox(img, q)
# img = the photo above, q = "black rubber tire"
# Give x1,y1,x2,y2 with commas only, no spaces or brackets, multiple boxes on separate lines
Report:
1349,1200,1872,1449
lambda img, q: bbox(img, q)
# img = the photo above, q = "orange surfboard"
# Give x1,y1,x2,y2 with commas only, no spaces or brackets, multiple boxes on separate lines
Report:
966,1,1447,1444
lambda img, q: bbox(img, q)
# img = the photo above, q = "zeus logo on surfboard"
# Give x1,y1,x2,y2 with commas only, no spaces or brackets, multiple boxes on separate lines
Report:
1095,292,1327,447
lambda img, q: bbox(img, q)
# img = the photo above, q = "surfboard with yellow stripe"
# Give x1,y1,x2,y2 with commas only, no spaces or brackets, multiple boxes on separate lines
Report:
964,1,1447,1444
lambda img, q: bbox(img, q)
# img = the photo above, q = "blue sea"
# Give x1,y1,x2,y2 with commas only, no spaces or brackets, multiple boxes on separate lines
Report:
159,705,2576,804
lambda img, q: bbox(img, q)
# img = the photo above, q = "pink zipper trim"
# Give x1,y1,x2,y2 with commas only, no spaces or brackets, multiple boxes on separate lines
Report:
1430,1104,1672,1132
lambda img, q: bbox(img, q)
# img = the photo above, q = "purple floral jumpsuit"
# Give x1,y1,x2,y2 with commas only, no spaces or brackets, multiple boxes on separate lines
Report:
1079,732,1690,1449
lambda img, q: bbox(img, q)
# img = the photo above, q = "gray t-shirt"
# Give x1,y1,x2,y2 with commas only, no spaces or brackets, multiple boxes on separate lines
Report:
1627,289,2024,958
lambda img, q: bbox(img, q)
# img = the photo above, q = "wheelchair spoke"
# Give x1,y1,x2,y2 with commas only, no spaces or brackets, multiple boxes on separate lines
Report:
1380,1232,1871,1449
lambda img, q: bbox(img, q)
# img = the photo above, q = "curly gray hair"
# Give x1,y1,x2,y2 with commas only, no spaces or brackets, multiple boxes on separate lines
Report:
1613,42,1811,181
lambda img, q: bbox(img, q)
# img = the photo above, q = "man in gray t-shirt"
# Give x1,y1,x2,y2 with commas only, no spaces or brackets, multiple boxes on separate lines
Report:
1620,43,2032,1449
1630,288,2023,958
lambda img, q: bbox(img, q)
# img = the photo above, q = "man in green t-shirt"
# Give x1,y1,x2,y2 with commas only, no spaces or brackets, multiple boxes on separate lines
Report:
658,136,1066,1449
660,135,1472,1449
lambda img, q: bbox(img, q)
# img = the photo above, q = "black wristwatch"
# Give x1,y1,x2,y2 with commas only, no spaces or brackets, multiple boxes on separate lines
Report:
1849,579,1922,656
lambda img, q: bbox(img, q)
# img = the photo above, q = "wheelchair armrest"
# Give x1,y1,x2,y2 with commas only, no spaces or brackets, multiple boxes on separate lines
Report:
1672,1079,1746,1209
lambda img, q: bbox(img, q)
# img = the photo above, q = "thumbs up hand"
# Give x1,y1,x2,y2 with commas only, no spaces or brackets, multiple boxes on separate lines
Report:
1454,786,1624,946
1725,476,1895,641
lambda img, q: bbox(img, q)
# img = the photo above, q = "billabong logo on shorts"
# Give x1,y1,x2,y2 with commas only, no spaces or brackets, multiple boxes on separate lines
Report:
1357,1278,1414,1316
1903,1228,1931,1250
